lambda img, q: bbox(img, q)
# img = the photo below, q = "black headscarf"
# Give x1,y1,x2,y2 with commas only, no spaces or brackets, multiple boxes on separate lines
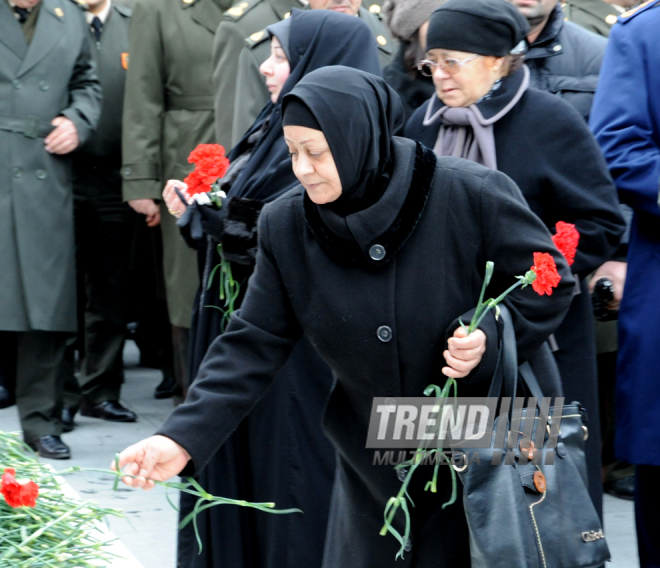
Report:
223,9,382,204
281,66,406,216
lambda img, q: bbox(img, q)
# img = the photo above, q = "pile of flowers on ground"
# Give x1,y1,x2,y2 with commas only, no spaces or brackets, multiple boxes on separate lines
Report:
0,431,122,567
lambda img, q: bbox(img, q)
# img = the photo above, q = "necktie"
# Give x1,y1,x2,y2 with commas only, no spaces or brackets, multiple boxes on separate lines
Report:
91,16,103,41
13,6,30,23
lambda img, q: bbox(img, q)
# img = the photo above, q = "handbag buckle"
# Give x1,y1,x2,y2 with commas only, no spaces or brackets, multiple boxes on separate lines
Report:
581,529,604,543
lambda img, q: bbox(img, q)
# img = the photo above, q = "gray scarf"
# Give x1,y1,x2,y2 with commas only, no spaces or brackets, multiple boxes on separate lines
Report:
422,65,530,170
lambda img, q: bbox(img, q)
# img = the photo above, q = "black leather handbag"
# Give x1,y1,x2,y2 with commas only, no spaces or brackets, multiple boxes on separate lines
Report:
452,305,610,568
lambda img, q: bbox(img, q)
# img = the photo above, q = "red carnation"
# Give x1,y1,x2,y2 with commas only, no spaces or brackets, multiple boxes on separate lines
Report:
184,144,230,195
551,221,580,266
530,252,561,296
1,468,39,508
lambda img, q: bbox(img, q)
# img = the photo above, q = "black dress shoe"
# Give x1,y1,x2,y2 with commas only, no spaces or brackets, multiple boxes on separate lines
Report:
154,374,179,399
604,476,635,501
62,406,77,433
28,435,71,460
81,400,137,422
0,384,15,409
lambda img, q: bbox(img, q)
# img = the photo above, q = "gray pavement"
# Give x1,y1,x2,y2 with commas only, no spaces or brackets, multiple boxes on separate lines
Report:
0,341,641,567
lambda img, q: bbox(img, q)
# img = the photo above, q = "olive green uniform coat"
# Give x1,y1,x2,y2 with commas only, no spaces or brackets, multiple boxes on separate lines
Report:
230,5,396,145
0,0,101,333
212,0,304,147
121,0,232,328
562,0,621,37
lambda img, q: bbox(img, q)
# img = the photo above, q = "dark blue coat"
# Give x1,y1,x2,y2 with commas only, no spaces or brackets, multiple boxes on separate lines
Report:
590,0,660,466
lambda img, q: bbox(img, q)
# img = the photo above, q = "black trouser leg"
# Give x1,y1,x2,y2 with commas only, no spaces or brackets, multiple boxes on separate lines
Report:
0,331,17,403
73,173,130,407
15,330,68,444
172,325,190,405
635,465,660,567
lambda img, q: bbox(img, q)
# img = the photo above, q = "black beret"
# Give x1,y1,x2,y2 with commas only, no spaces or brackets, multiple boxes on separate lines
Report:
426,0,529,57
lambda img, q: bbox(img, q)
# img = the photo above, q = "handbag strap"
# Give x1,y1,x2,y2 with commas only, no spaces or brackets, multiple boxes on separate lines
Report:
487,305,546,402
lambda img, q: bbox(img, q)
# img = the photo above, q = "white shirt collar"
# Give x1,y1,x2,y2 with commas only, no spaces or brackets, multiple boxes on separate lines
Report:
86,0,111,24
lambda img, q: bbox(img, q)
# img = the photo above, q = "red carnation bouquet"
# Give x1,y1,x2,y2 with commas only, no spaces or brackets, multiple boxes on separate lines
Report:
381,222,579,559
184,144,230,196
1,467,38,508
552,221,580,267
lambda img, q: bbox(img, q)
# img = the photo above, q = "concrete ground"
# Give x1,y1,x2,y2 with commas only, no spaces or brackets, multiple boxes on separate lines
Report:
0,341,640,567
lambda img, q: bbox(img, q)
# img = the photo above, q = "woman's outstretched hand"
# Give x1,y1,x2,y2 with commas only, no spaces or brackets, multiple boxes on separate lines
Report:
162,180,192,218
442,327,487,379
112,435,191,491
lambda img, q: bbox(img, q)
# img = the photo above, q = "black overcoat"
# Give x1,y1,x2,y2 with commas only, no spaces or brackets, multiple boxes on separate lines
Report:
158,139,575,567
405,80,625,517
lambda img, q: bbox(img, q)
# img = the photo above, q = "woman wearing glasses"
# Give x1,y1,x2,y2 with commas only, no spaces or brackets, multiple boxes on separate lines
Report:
405,0,624,518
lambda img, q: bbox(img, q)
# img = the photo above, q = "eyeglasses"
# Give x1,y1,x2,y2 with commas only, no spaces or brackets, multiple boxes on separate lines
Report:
417,54,480,77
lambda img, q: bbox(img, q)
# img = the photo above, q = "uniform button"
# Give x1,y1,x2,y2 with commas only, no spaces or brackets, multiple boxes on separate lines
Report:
377,325,392,343
123,167,131,176
38,80,49,91
12,80,22,89
404,537,413,552
35,169,47,180
553,44,562,52
369,244,386,261
12,167,23,178
396,467,408,482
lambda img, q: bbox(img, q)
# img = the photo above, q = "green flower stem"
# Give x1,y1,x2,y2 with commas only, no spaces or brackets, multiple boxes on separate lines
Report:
380,261,538,558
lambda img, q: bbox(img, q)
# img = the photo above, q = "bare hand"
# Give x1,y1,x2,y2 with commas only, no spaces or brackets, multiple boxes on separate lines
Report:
162,180,192,219
45,116,79,154
443,327,487,379
588,260,627,310
128,198,161,227
112,435,191,490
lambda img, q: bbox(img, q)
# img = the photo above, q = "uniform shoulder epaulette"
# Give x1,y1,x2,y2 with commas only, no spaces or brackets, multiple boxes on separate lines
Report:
244,27,269,48
225,0,261,21
619,0,660,23
114,4,132,16
68,0,88,12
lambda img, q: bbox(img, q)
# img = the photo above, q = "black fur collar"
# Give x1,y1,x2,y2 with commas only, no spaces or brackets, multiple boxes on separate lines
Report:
303,141,437,268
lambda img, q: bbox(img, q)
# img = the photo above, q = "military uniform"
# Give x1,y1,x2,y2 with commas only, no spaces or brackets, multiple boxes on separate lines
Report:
68,1,133,410
212,0,304,148
0,0,101,443
231,5,396,145
121,0,233,397
562,0,621,37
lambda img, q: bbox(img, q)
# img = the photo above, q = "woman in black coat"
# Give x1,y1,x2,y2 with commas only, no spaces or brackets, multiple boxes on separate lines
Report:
404,0,625,519
161,11,383,568
118,66,574,567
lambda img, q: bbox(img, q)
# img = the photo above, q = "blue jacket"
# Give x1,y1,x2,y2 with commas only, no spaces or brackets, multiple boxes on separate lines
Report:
590,0,660,466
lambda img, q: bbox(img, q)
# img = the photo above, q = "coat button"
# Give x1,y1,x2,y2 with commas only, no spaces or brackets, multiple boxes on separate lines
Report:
13,167,23,178
404,537,413,552
38,80,49,91
369,244,386,261
396,467,408,482
123,167,131,176
377,325,392,342
35,169,47,180
12,80,22,89
553,44,562,52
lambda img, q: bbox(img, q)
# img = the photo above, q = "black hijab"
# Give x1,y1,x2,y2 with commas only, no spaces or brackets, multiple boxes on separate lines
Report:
223,9,382,203
281,66,406,216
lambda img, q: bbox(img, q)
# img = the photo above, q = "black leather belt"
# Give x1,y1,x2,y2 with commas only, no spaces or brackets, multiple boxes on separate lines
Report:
0,114,55,138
